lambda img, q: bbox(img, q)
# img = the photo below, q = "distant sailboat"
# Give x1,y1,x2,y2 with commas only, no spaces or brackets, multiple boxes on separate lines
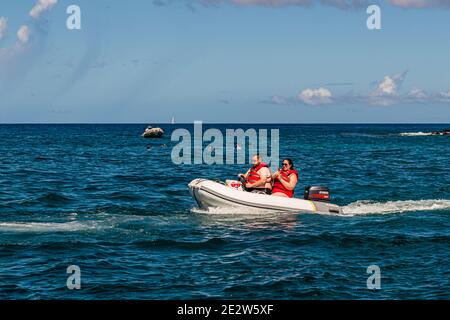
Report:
171,116,175,124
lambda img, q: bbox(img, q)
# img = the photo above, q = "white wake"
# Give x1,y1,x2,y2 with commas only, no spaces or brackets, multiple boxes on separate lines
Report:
341,199,450,216
192,199,450,217
0,213,118,233
0,221,96,232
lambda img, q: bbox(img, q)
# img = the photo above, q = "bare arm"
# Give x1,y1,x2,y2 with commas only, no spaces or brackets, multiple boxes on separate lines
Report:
278,174,298,191
271,170,281,180
238,169,249,178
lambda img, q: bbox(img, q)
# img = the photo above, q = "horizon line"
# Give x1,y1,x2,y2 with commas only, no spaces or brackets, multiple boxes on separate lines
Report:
0,122,449,125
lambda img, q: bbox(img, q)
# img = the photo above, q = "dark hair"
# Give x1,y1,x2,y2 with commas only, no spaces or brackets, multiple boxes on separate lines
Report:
283,158,294,169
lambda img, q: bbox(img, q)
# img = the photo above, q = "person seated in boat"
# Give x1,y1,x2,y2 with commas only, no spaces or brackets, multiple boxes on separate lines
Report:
238,154,272,195
271,158,298,198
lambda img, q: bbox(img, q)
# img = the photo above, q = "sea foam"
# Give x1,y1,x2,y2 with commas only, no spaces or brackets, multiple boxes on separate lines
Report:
399,132,433,136
341,199,450,216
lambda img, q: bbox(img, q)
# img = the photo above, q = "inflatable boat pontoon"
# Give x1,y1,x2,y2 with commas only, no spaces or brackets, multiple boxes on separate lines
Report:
188,179,343,214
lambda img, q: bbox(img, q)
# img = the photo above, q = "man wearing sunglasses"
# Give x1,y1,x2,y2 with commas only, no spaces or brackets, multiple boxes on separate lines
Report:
238,154,272,195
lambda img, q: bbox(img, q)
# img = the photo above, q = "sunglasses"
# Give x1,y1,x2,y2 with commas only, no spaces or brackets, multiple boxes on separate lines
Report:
282,163,289,166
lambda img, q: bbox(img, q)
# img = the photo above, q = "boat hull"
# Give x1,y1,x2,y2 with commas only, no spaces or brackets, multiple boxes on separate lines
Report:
142,127,164,138
188,179,342,214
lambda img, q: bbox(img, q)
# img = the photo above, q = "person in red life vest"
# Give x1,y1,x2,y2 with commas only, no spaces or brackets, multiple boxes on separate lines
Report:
238,154,272,195
271,158,298,198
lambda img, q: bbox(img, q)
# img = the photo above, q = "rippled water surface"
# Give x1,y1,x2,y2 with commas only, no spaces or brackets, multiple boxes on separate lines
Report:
0,124,449,299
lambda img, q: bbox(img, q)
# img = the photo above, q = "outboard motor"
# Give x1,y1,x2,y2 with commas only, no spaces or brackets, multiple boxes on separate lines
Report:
304,186,330,202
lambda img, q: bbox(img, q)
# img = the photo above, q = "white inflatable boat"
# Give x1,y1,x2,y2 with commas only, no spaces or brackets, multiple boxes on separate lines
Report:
188,179,343,214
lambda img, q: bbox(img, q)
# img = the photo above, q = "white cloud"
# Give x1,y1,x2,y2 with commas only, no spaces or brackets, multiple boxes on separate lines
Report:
438,90,450,98
373,71,408,97
260,95,290,105
231,0,311,5
298,87,333,105
158,0,369,9
375,76,398,96
0,17,7,40
270,95,289,105
17,25,30,44
266,71,450,107
234,0,450,8
389,0,450,8
156,0,450,9
30,0,58,19
367,71,408,105
408,88,427,99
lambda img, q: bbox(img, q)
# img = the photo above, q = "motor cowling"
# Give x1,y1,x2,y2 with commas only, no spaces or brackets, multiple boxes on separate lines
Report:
304,186,330,202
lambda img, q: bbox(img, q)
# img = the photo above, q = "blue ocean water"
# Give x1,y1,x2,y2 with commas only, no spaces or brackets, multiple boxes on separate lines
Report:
0,124,449,300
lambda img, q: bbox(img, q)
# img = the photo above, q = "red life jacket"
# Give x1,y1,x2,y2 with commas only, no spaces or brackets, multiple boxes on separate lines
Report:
272,169,298,198
246,163,269,184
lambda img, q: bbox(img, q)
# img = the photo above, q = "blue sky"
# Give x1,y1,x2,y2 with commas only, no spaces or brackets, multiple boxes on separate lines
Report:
0,0,449,123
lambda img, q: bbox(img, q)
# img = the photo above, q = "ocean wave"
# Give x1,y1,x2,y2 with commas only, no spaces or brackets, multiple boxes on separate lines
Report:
109,192,143,201
286,232,450,246
36,192,74,204
399,132,433,136
133,237,228,249
341,199,450,216
0,220,106,233
340,133,386,138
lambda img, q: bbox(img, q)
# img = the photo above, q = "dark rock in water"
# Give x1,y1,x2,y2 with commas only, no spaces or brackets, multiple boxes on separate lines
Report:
431,129,450,136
